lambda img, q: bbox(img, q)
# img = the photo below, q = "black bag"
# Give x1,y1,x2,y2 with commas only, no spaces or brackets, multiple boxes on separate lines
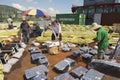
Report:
25,65,48,79
81,69,104,80
88,59,120,78
71,66,88,78
32,72,47,80
38,58,49,66
54,72,74,80
73,50,83,57
54,58,75,72
30,49,42,54
89,49,97,56
31,53,46,64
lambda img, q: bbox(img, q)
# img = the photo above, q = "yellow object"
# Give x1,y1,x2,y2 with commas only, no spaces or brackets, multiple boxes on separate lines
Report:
84,39,94,43
42,30,52,37
0,64,3,72
34,24,120,45
0,30,19,37
109,39,117,44
68,35,76,38
110,32,120,37
36,37,51,42
62,38,72,42
0,73,4,80
27,9,36,15
48,46,59,55
28,21,34,27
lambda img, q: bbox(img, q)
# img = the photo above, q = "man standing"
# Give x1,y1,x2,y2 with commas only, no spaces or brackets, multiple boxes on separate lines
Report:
46,19,62,49
90,22,109,59
20,18,31,44
7,16,13,29
51,20,62,41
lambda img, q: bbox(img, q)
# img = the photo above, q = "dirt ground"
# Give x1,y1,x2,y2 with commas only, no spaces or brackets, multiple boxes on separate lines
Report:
4,39,120,80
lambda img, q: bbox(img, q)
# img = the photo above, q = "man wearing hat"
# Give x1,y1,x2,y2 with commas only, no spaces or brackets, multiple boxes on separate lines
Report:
46,19,62,49
7,16,13,29
91,22,109,59
20,18,31,44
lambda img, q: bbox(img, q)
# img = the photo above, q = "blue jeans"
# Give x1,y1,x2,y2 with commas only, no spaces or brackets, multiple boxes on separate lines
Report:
22,32,29,44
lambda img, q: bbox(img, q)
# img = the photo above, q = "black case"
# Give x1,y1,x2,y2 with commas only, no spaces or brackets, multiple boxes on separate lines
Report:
54,72,74,80
81,69,104,80
71,66,88,78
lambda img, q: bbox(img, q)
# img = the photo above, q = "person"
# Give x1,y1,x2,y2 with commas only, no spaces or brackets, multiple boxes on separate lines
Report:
90,22,109,59
31,23,43,37
7,16,13,29
31,23,37,37
46,19,62,48
37,24,43,36
20,18,31,44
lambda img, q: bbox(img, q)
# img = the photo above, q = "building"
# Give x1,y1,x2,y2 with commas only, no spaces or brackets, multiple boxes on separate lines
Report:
72,0,120,25
56,14,86,25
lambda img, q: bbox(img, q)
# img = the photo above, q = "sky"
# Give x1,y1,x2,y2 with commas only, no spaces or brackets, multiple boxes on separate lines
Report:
0,0,84,16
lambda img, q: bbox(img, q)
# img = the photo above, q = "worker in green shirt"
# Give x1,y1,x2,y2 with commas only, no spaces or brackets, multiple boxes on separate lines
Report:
91,22,109,59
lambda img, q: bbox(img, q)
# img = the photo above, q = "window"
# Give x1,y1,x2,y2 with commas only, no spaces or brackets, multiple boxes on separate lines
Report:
76,8,81,14
104,6,113,13
88,7,94,13
96,6,103,13
113,5,120,12
81,8,87,14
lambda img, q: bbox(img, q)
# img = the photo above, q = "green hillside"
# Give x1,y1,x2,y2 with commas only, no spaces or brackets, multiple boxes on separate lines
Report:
0,4,23,22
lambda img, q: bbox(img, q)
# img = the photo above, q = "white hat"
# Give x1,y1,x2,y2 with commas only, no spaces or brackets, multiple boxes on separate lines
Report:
91,22,101,30
48,23,51,26
51,18,56,22
22,18,26,21
22,16,26,21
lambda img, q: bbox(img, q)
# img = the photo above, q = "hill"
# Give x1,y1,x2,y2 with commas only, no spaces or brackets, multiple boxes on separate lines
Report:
0,4,23,22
